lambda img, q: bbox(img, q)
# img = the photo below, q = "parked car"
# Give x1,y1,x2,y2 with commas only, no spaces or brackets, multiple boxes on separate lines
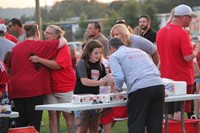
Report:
68,41,82,53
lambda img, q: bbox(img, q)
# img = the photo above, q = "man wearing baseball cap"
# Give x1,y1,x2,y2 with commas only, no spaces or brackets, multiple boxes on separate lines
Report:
0,24,7,33
157,4,199,119
173,4,197,18
0,24,15,61
0,23,15,133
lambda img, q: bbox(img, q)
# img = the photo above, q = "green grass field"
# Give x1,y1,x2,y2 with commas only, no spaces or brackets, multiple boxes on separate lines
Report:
40,111,128,133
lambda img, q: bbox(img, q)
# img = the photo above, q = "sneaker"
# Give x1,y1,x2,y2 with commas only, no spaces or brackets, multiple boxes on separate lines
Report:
98,127,104,133
40,121,44,127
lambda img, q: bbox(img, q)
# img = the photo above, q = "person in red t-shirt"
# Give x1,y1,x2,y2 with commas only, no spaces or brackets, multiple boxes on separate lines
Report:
7,23,67,132
0,18,18,43
157,4,200,119
29,25,76,133
5,32,18,43
0,61,12,133
0,61,11,101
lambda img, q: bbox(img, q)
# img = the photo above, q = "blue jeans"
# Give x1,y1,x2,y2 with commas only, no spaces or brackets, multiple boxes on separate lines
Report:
75,109,102,119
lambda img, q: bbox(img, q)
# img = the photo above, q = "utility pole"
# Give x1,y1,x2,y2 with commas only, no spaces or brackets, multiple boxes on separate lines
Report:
45,0,48,25
35,0,43,39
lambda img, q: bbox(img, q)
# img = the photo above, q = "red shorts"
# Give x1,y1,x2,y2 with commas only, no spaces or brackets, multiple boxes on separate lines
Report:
100,108,114,124
100,106,128,124
113,106,128,118
184,85,194,112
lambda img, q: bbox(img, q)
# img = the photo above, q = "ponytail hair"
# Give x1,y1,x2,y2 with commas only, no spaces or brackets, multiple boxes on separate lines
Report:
24,23,39,38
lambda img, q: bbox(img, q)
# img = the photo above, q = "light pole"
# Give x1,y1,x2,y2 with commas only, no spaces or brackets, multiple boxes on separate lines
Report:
35,0,43,39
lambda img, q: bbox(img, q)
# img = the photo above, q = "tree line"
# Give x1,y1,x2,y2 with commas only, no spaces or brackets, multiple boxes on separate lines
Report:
4,0,199,41
40,0,198,28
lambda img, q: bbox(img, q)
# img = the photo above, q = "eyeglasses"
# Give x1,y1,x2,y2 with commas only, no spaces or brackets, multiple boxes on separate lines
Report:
183,15,192,19
44,31,54,35
8,24,14,28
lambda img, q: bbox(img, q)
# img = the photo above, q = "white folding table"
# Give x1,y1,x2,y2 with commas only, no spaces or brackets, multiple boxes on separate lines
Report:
0,111,19,118
35,94,200,133
36,101,125,133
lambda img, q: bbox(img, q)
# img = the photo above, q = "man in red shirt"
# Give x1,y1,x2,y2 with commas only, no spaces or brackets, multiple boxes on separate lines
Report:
0,18,18,43
157,4,200,119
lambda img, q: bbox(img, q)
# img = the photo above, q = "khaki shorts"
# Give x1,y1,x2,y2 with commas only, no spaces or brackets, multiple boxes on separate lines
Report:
45,91,73,104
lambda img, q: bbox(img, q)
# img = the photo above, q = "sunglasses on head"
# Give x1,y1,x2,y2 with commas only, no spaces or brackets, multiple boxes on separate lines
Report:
116,20,126,24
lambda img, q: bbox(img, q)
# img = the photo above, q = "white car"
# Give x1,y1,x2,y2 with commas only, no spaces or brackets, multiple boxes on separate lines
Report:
68,41,82,49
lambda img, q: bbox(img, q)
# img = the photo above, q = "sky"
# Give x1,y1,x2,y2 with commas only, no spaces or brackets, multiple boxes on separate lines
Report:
0,0,115,8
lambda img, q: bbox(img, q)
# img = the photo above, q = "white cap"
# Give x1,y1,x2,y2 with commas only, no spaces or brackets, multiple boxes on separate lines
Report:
174,4,197,18
0,24,7,33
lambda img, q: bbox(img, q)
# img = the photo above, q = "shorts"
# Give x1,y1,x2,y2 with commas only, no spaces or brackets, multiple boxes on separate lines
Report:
100,106,128,124
166,102,181,114
113,106,128,118
75,109,102,119
184,85,194,112
167,85,194,114
100,108,114,124
195,78,200,83
44,91,73,104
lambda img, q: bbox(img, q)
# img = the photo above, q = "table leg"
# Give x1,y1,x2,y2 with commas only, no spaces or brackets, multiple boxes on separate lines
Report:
56,111,60,133
72,111,75,133
180,102,186,133
164,103,168,133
